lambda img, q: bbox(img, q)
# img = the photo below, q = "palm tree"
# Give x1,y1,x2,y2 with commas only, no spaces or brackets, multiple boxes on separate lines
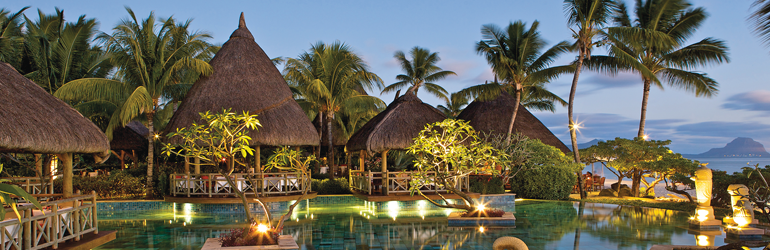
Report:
284,41,384,178
55,8,215,197
381,46,455,101
460,21,572,144
750,0,770,47
0,7,28,69
564,0,617,199
437,92,469,118
588,0,729,138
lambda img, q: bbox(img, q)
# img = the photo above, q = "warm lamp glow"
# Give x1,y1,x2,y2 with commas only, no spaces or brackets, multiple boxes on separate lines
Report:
256,224,269,233
733,216,750,228
642,134,649,140
696,208,710,222
696,235,710,246
478,226,485,233
477,204,486,211
153,133,160,139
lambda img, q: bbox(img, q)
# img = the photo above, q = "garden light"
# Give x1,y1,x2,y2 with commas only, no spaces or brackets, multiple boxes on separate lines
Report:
256,223,269,233
478,226,485,233
476,204,486,211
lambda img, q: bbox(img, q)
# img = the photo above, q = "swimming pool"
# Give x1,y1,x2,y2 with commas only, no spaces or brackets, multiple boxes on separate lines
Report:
93,198,745,249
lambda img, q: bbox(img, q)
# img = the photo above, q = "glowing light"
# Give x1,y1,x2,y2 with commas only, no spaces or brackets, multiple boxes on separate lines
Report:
696,235,710,246
696,208,709,222
388,201,400,221
478,226,485,233
221,158,227,162
642,134,649,140
476,204,486,211
515,198,523,201
256,224,269,233
154,133,160,139
734,216,751,227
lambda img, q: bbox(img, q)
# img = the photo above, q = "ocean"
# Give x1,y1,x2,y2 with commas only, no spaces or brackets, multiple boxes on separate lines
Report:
684,157,770,174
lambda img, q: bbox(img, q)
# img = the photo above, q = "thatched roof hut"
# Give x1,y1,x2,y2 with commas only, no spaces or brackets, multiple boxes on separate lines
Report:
0,62,110,159
164,13,318,146
457,91,571,153
347,92,446,153
110,121,149,152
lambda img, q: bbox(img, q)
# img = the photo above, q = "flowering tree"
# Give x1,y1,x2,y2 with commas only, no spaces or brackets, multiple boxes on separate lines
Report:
406,119,505,212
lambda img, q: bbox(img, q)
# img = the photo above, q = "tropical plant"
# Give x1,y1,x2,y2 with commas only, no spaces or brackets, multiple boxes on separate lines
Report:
460,21,572,144
406,119,506,212
0,164,43,220
55,8,215,197
437,92,468,118
510,140,582,200
381,46,455,101
284,41,384,177
750,0,770,48
264,146,315,231
563,0,617,199
0,7,28,69
588,0,729,138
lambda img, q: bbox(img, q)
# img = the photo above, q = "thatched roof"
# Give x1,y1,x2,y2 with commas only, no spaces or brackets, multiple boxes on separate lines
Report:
313,115,346,146
457,91,571,153
110,121,149,152
164,13,319,146
346,93,446,153
0,62,110,160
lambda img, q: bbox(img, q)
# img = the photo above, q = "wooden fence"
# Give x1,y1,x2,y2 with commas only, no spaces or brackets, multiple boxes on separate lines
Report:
349,171,469,195
169,172,311,197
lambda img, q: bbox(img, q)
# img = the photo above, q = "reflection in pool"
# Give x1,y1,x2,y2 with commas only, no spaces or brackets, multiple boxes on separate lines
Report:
94,200,748,249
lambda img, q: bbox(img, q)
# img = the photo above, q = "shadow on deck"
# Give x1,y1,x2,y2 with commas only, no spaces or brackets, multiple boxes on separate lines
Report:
43,231,116,250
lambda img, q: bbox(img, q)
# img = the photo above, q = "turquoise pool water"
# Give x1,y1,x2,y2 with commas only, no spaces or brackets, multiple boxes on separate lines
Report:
93,199,749,249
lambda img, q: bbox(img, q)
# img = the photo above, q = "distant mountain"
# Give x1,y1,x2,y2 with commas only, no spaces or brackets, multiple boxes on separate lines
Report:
576,139,603,150
684,137,770,158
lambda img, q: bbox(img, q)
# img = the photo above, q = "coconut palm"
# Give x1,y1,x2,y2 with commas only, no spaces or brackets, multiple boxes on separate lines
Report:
284,41,384,178
381,46,455,101
437,92,469,118
587,0,729,137
54,8,215,197
750,0,770,47
564,0,617,199
460,21,572,144
0,7,28,69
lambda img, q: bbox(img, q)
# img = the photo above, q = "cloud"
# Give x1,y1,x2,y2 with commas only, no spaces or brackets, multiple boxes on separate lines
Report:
722,90,770,112
439,60,477,79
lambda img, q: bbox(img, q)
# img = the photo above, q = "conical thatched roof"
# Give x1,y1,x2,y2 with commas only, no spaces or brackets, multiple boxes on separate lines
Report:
457,91,571,153
347,93,446,153
110,121,149,152
313,115,346,146
0,62,110,160
164,13,319,146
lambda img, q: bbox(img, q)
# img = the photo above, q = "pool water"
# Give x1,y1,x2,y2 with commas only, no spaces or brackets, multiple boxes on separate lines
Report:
94,200,751,250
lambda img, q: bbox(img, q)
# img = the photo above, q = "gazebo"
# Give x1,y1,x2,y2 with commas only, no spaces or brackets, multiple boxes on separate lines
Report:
110,121,149,168
163,13,318,198
457,90,571,153
346,92,456,196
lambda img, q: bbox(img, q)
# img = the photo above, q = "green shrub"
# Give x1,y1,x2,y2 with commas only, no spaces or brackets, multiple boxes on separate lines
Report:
510,140,581,200
55,172,145,199
311,173,330,180
311,178,352,194
469,175,504,194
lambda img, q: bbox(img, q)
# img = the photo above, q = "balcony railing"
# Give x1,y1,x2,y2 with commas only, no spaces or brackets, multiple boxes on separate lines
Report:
169,172,311,197
0,191,98,250
5,175,62,195
349,171,469,195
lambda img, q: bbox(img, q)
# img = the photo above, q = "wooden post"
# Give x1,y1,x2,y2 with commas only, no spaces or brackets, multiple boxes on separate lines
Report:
23,208,31,249
59,153,73,198
35,154,42,178
194,157,201,174
92,191,98,234
53,201,59,249
74,190,81,241
256,146,261,173
184,156,190,174
382,150,388,196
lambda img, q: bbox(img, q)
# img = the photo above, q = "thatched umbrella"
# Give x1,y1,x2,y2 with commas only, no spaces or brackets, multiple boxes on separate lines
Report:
0,62,110,197
457,91,571,153
110,121,149,168
346,92,445,189
164,13,318,172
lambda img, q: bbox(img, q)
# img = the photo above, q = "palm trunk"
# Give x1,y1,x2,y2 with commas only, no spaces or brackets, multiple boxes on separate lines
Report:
638,79,651,138
146,111,155,198
326,112,335,179
505,86,522,144
573,201,585,250
569,49,586,199
316,112,323,172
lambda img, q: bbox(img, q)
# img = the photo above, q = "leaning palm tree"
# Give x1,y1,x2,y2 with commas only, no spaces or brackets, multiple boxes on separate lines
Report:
587,0,729,137
54,8,214,197
750,0,770,47
284,41,384,178
564,0,617,199
437,92,469,118
381,46,455,101
0,7,28,69
459,21,572,144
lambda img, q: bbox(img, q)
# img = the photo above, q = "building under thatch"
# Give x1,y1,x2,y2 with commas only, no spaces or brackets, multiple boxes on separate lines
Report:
110,121,149,168
0,62,110,197
457,91,571,153
347,92,446,154
164,13,318,147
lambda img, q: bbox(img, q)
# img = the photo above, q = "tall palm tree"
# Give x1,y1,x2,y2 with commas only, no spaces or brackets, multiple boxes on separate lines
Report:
22,9,113,95
55,8,215,197
0,7,28,69
750,0,770,47
588,0,729,137
564,0,617,199
284,41,384,178
437,92,469,118
381,46,455,101
460,21,572,144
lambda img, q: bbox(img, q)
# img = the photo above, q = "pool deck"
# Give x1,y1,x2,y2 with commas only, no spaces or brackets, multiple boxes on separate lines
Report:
164,192,318,204
351,190,480,202
48,230,117,250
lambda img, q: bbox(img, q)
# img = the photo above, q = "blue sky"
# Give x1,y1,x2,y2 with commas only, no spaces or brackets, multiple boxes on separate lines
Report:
7,0,770,154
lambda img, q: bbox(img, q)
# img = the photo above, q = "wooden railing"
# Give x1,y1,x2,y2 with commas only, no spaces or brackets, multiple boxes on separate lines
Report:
0,191,98,250
349,171,469,195
169,172,311,197
5,176,62,195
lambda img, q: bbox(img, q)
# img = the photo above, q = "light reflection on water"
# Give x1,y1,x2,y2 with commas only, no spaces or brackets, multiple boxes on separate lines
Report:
93,200,759,250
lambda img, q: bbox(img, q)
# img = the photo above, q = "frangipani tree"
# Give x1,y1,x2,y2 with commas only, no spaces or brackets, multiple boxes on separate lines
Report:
264,146,315,232
406,119,506,212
